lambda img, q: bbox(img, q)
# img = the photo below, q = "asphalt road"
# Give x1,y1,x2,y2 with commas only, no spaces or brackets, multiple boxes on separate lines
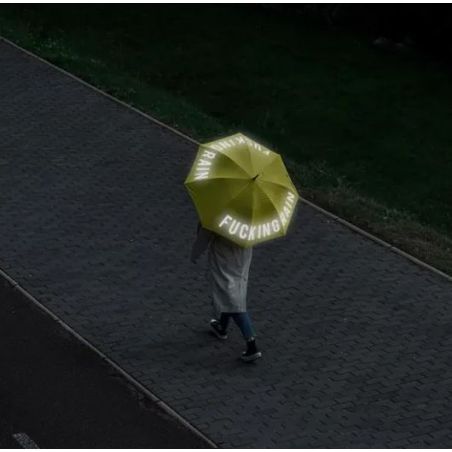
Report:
0,277,210,449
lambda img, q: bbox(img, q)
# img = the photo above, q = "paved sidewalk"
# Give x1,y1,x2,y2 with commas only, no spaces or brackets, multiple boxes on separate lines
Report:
1,39,452,448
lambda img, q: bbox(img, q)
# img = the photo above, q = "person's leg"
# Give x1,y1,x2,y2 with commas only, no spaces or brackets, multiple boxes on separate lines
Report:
219,312,232,332
231,312,261,362
209,312,230,339
231,312,256,341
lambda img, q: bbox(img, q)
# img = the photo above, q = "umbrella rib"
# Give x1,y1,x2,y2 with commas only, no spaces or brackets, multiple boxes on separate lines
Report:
246,143,255,176
214,180,253,223
255,153,279,175
255,182,287,233
258,177,295,193
204,176,250,182
250,185,257,226
207,145,253,177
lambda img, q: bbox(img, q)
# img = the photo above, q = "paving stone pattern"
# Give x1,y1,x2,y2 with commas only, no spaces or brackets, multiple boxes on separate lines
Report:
1,40,452,448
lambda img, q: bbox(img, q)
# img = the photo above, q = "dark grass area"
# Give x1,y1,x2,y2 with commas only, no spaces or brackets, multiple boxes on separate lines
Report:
0,4,451,274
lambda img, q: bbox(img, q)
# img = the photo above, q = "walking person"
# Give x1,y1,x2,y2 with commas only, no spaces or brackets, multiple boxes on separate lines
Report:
191,221,262,362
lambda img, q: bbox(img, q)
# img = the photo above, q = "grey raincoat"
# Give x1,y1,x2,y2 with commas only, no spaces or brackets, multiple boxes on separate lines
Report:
191,222,253,317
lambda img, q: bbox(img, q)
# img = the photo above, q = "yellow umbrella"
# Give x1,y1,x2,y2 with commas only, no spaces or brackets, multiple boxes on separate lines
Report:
184,132,300,247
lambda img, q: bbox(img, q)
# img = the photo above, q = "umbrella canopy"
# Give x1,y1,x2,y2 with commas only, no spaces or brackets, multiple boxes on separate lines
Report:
184,132,300,247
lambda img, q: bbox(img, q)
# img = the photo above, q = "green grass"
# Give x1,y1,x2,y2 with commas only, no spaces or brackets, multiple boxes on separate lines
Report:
1,5,451,274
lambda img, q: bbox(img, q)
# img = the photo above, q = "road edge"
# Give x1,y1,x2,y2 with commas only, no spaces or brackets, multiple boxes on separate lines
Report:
0,267,218,449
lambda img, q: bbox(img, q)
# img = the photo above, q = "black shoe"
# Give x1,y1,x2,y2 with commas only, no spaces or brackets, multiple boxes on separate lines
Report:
241,338,262,362
209,319,228,340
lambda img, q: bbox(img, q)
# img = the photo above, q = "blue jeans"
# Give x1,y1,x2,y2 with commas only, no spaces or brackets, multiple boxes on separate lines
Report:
219,312,256,341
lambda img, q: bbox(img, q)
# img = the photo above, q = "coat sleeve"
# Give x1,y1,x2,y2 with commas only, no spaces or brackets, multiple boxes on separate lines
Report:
190,222,215,263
